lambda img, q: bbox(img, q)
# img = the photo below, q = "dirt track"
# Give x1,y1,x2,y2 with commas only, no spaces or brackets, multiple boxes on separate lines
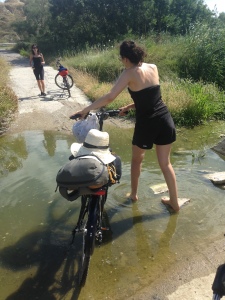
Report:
0,49,92,135
0,48,134,136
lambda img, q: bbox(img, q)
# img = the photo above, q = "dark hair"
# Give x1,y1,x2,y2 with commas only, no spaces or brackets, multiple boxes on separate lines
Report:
120,40,146,64
31,44,40,55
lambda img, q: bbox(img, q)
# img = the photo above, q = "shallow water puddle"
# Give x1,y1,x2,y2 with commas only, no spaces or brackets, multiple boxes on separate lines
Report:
0,123,225,299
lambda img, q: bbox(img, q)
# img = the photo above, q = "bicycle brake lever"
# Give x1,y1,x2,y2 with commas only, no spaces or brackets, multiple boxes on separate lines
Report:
70,113,82,120
70,112,89,120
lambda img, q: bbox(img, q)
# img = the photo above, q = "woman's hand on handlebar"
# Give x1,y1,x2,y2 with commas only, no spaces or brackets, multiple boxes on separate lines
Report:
69,110,89,120
119,106,129,116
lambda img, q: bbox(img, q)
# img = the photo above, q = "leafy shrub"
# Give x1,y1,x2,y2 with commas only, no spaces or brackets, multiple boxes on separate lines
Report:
165,80,225,127
177,23,225,90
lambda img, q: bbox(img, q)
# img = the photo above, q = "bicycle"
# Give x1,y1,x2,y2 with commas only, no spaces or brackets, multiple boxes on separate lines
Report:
55,58,74,98
68,109,121,287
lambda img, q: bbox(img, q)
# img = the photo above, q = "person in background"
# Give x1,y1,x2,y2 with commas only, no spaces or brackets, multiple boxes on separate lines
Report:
70,40,180,212
29,44,46,96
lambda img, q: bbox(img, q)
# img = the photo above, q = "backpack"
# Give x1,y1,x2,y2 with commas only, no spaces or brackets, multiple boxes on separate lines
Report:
56,154,110,201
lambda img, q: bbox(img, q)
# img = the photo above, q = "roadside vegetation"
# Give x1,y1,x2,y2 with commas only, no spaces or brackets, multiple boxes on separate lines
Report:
0,58,18,133
4,29,225,129
1,0,225,129
61,31,225,127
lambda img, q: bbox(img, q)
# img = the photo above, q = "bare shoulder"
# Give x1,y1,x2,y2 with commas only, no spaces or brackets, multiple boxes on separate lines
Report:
119,68,130,80
148,63,157,69
141,62,157,70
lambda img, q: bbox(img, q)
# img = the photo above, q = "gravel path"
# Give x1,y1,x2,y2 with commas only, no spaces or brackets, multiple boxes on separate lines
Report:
0,48,91,134
0,48,133,135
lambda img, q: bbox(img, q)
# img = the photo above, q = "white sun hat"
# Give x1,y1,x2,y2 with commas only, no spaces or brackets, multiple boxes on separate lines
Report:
70,129,116,164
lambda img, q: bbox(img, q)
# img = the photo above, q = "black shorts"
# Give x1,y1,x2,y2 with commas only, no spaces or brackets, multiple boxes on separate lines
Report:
33,67,44,80
132,112,176,149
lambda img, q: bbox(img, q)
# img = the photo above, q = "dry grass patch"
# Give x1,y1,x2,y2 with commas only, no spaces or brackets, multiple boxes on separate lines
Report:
0,58,18,133
69,68,193,115
161,81,192,113
69,68,132,109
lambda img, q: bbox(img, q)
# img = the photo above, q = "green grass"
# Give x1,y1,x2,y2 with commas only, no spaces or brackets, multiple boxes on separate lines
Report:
60,34,225,127
0,58,18,131
6,30,225,128
162,80,225,127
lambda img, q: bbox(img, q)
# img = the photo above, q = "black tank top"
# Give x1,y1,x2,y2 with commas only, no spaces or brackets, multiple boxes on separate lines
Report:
128,85,168,119
33,56,43,69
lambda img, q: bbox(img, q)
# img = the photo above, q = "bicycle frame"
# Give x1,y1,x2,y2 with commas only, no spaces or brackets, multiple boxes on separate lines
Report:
71,187,107,245
70,187,108,286
68,109,121,287
56,59,68,76
55,59,74,97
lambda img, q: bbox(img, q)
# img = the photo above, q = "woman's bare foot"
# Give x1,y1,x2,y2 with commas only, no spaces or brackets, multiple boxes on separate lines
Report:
161,196,180,212
126,192,138,202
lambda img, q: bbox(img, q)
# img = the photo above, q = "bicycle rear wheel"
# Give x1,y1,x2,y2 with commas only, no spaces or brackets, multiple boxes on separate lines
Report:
55,74,74,90
79,195,99,287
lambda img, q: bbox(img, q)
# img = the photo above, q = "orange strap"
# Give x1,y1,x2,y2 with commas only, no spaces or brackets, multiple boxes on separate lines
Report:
107,164,117,184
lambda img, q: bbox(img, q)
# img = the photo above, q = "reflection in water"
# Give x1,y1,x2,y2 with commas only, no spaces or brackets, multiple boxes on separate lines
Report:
0,200,81,300
0,134,28,176
43,130,57,157
132,204,178,262
0,124,225,299
131,204,178,286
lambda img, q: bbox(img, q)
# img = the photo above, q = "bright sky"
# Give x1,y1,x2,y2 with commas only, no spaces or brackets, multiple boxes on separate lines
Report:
204,0,225,13
0,0,224,13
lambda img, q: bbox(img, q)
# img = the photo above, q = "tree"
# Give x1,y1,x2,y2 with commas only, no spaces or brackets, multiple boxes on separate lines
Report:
11,0,220,53
13,0,50,41
168,0,212,34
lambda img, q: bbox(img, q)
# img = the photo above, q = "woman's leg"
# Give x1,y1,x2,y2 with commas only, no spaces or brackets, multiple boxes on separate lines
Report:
129,145,145,201
37,80,42,92
40,80,45,93
156,144,179,212
36,69,45,94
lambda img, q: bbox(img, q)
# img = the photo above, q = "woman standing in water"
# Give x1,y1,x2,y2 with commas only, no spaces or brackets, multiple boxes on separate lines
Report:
29,44,46,96
70,40,180,212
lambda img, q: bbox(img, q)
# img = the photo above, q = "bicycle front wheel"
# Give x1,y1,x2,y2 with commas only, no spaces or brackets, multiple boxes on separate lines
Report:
79,195,99,287
55,74,74,90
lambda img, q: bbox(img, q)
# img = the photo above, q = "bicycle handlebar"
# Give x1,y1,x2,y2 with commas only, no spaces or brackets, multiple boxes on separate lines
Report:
70,113,82,120
70,109,128,120
99,109,120,117
96,109,121,119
